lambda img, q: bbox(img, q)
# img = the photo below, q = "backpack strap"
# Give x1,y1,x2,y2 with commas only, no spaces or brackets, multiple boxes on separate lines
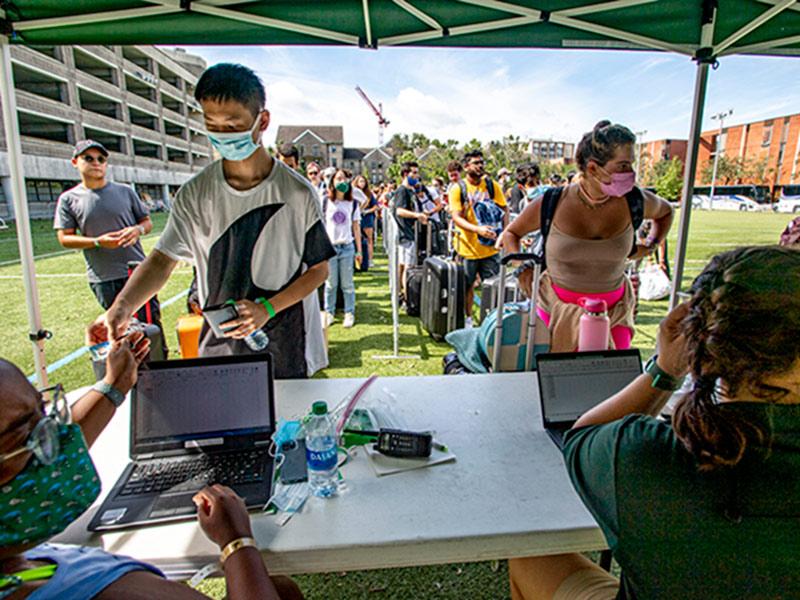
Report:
484,176,495,200
539,186,563,269
625,186,646,257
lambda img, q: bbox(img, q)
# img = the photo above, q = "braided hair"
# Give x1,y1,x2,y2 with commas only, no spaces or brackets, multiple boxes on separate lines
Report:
672,246,800,470
575,120,636,172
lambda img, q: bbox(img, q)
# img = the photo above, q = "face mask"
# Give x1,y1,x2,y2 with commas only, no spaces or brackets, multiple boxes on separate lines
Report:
0,424,100,547
597,168,636,197
206,114,262,162
335,181,350,194
406,176,419,187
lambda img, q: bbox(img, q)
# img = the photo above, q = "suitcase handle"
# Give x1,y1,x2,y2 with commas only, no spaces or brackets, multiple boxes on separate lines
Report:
500,252,543,266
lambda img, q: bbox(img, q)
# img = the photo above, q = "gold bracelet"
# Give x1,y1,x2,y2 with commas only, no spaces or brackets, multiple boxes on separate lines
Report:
220,536,257,565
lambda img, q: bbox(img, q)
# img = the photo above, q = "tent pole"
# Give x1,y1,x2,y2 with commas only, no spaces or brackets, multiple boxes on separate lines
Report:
0,39,49,386
669,60,709,310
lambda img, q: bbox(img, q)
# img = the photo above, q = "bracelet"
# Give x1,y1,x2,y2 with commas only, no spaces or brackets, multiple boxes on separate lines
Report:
93,238,100,248
137,224,146,236
220,536,257,565
255,296,276,320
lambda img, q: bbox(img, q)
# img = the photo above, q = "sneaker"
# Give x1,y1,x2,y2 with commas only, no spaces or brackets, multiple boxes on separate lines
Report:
343,313,355,328
465,317,474,329
325,312,335,327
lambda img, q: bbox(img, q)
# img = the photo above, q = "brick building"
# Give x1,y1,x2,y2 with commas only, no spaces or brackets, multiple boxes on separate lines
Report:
274,125,344,169
695,112,800,188
3,44,212,220
528,139,575,164
640,138,687,172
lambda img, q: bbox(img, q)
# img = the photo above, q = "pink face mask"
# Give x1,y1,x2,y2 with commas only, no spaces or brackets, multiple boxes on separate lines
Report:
598,169,636,197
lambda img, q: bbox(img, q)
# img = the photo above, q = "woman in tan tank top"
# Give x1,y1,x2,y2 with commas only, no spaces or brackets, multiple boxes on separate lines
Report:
498,121,674,351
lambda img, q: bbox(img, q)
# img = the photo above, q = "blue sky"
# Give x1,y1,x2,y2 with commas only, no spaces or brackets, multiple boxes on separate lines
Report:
174,45,800,149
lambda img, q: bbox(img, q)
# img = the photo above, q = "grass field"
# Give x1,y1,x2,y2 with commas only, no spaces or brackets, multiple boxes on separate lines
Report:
0,208,791,599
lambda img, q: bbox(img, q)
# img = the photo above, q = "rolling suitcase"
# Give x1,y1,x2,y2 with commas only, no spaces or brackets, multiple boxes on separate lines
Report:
405,266,424,316
479,273,520,323
481,252,546,372
420,255,465,341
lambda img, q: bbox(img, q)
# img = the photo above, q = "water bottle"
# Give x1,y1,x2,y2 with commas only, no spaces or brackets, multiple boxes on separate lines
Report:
244,327,269,352
578,298,610,351
305,401,338,498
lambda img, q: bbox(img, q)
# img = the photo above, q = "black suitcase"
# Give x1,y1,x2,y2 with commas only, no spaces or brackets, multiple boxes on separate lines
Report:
405,266,424,317
479,273,520,323
420,256,465,341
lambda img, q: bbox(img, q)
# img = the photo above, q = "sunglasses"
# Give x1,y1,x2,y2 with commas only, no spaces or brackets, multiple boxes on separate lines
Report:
308,171,319,176
81,155,107,164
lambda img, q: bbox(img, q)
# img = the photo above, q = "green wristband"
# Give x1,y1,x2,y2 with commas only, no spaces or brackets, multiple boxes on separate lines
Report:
256,296,276,319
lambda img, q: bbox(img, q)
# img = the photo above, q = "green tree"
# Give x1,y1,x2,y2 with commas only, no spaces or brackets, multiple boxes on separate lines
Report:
386,150,417,182
652,157,683,201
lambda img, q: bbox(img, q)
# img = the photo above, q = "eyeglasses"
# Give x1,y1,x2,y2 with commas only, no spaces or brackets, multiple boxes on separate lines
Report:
0,384,70,467
81,155,107,164
308,171,319,176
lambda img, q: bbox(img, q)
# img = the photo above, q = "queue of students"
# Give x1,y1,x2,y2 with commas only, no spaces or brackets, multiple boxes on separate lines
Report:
6,58,797,599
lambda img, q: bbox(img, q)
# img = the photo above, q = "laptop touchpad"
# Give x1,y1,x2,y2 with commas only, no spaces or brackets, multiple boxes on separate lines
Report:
150,494,196,519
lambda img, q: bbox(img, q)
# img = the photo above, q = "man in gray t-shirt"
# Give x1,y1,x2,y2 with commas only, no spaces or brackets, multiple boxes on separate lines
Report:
54,140,164,344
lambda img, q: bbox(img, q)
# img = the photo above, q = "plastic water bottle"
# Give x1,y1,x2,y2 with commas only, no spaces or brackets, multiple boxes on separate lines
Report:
305,401,338,498
244,328,269,352
578,298,610,351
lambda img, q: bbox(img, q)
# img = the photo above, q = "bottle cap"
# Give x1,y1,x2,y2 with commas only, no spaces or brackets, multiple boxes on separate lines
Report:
312,401,328,416
582,298,607,314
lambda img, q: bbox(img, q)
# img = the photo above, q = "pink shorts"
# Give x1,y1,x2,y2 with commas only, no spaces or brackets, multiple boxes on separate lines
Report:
536,282,633,349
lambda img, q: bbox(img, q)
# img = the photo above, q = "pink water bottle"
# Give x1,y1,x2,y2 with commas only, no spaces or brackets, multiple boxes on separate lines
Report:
578,298,610,351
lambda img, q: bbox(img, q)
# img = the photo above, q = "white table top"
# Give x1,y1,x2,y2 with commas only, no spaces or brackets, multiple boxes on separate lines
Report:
54,373,605,578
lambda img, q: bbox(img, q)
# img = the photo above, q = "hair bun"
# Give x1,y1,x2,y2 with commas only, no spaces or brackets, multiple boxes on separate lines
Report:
594,120,612,131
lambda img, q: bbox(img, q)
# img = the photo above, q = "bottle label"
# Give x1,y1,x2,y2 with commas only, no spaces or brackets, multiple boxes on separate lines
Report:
306,445,337,471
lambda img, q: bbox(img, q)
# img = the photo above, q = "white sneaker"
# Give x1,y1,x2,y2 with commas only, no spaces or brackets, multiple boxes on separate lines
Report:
325,312,335,327
343,313,355,328
465,316,474,329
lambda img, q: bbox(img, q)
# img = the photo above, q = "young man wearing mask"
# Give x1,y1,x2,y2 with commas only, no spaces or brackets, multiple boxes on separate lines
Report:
449,150,508,327
97,63,335,379
393,161,428,306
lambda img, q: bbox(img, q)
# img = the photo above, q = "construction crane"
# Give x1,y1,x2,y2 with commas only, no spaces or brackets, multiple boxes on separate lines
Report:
355,85,389,147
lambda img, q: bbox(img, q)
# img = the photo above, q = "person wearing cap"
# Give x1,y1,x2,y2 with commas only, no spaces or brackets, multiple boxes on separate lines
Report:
497,166,511,194
278,142,300,171
54,141,163,339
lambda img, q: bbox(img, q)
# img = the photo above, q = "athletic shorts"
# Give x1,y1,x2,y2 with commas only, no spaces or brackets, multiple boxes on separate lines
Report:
463,253,500,288
398,240,416,266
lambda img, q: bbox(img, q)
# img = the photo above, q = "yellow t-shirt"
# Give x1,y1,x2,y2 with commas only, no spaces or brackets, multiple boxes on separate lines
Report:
448,176,507,260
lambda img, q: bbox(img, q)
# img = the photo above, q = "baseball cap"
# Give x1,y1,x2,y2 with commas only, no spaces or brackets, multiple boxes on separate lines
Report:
73,139,109,159
497,167,511,176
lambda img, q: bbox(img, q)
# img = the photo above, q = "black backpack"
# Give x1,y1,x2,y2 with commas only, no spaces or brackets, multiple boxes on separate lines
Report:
538,186,645,269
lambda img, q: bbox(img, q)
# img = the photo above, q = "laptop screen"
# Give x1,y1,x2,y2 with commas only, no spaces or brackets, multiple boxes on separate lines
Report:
537,350,642,425
132,355,274,453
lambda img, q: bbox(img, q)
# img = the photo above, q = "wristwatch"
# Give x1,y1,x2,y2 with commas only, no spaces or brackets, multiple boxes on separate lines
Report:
136,224,146,236
92,380,126,407
645,355,682,391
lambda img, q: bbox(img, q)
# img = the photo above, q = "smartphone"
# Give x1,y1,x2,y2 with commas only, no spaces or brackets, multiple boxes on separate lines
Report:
279,439,308,485
202,303,239,338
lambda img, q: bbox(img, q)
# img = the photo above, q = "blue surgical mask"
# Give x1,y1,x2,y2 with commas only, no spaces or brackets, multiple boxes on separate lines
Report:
206,114,262,162
407,176,419,187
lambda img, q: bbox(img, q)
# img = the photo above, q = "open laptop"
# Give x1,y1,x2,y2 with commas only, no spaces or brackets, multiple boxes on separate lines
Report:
537,350,643,450
89,354,276,532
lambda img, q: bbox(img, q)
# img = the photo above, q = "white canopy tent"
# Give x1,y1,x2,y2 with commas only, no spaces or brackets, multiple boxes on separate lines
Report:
4,0,800,386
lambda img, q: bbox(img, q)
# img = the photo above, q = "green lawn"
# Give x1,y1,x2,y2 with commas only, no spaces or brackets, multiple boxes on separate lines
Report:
0,208,791,599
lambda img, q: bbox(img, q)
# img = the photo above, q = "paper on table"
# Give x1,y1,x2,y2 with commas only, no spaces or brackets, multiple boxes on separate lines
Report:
363,444,456,477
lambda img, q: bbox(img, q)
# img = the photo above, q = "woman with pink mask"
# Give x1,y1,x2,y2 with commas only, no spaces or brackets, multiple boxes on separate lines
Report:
498,121,674,351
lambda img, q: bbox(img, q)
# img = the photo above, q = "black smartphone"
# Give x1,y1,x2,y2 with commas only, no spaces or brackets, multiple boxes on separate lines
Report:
202,303,239,338
279,439,308,484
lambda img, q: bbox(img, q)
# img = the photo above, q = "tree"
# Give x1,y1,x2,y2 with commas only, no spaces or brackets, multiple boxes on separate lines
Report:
652,157,683,201
386,150,417,181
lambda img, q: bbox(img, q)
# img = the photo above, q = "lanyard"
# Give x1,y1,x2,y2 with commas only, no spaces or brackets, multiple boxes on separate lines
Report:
0,564,57,599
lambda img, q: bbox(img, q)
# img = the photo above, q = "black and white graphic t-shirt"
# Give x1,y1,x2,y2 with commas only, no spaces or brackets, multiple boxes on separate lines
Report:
155,159,335,379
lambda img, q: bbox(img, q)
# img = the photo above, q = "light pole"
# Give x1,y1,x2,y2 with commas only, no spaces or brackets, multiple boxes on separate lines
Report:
635,130,647,180
709,109,733,203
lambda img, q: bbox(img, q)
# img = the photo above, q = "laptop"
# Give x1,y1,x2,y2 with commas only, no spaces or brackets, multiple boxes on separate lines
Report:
89,354,276,532
536,350,643,450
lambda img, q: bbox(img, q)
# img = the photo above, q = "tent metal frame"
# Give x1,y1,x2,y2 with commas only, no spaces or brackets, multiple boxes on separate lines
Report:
4,0,799,383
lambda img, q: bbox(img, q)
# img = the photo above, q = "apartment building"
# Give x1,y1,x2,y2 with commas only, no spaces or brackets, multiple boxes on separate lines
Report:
695,112,800,186
2,44,212,220
640,138,687,171
528,139,575,164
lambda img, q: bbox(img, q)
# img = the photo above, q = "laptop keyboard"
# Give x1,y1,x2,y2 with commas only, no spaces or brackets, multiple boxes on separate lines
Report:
120,449,269,496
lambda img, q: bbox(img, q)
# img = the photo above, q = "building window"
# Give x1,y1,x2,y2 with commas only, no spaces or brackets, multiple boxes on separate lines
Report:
312,144,319,156
299,145,305,156
762,123,773,147
330,145,337,153
332,157,337,167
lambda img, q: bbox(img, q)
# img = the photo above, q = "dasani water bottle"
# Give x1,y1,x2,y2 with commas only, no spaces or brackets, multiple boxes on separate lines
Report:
305,401,339,498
